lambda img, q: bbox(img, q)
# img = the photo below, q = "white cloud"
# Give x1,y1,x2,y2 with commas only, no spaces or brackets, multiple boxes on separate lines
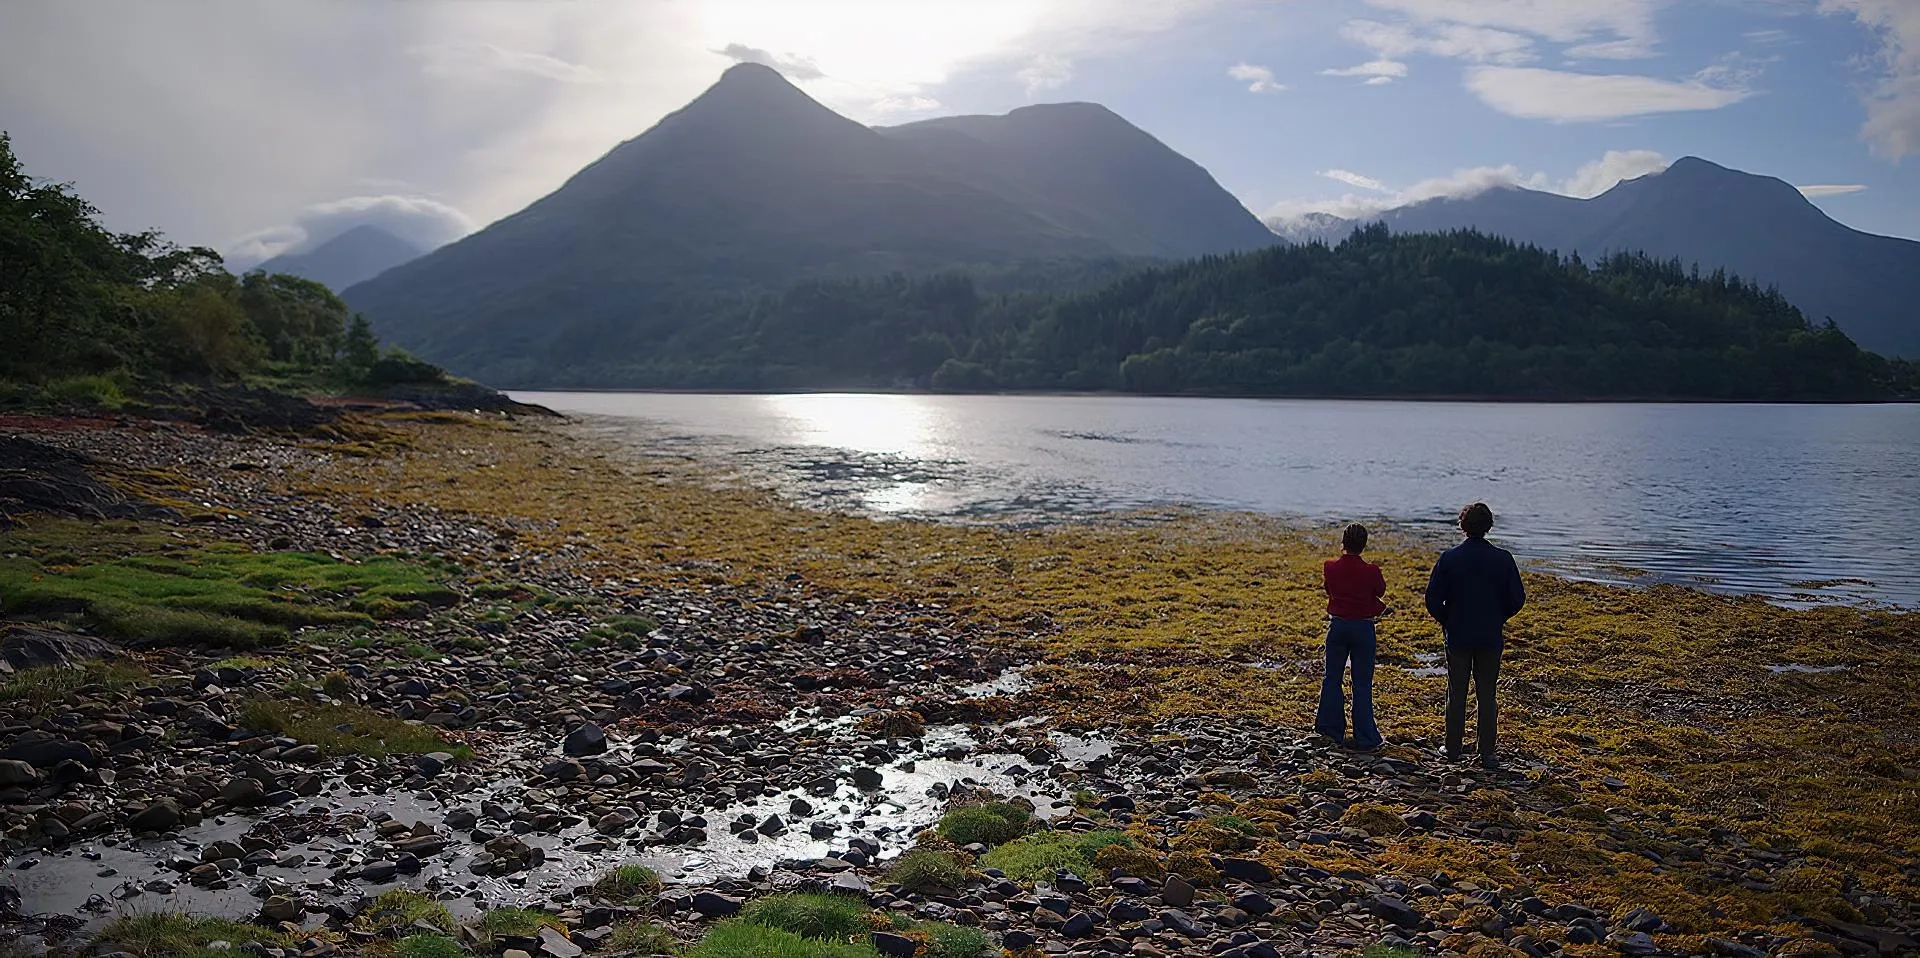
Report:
1819,0,1920,160
1744,28,1794,46
224,194,477,270
1265,148,1670,224
1464,66,1752,121
1228,62,1288,93
409,40,601,84
868,95,943,115
1320,169,1389,191
1363,0,1664,58
1565,39,1660,60
712,42,825,80
1561,149,1669,197
1017,53,1074,95
1321,58,1410,82
1342,19,1536,65
1797,183,1869,197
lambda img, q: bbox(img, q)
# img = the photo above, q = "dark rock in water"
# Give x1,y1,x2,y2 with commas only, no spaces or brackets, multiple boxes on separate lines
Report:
1370,895,1423,929
850,766,883,790
871,932,920,957
691,891,742,917
354,861,399,882
129,800,183,833
564,723,608,757
0,736,96,769
260,896,305,924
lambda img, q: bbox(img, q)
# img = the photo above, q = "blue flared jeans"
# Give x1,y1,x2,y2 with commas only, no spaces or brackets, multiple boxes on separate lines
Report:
1315,616,1382,749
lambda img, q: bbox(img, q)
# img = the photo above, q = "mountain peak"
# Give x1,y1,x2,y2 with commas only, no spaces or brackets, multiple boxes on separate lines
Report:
715,60,793,88
1662,156,1736,179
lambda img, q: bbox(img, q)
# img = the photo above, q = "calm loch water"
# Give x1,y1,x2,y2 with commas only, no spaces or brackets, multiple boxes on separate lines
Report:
514,392,1920,607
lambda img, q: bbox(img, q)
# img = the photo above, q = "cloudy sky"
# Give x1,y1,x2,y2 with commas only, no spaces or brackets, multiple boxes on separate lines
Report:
3,0,1917,265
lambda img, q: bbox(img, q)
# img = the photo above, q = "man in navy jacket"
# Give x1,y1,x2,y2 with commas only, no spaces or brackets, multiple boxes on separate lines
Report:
1424,502,1526,768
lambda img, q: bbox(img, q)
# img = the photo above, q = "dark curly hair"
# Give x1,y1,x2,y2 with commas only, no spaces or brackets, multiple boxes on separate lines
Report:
1342,523,1368,554
1459,502,1494,538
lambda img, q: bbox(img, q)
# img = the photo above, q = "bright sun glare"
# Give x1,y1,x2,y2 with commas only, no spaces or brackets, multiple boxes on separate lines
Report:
763,393,938,459
696,0,1040,94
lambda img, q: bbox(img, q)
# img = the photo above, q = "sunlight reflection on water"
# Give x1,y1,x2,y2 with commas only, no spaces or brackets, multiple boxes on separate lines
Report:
522,392,1920,608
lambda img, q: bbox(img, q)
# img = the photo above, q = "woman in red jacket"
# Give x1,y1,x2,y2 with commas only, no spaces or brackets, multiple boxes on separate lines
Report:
1316,523,1387,751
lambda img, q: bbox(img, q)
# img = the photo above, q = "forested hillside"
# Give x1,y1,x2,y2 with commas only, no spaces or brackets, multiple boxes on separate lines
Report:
522,225,1917,401
0,132,446,405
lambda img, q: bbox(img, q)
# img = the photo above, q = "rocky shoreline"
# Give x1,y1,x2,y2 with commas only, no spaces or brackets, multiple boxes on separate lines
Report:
1,409,1915,958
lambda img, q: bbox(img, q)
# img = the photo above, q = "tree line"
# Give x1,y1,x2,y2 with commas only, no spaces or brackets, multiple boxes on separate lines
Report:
521,223,1917,401
0,132,444,402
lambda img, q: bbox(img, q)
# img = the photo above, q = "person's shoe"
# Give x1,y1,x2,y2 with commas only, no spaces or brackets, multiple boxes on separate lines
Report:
1444,748,1465,763
1479,754,1501,771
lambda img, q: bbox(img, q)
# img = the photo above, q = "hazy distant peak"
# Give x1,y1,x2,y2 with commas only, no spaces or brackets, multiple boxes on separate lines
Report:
714,60,793,89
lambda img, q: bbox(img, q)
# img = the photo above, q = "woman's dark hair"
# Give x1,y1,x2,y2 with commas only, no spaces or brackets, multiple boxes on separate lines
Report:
1342,523,1368,554
1459,502,1494,538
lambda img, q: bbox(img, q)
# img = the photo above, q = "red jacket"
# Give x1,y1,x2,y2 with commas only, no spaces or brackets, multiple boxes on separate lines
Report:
1324,554,1387,619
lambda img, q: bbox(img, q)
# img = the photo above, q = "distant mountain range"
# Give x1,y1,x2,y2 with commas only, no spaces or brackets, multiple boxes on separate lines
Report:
1273,157,1920,358
343,63,1276,382
255,224,423,293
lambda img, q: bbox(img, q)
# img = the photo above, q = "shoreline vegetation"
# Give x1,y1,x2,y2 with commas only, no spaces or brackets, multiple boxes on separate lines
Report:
1,406,1913,958
397,229,1920,403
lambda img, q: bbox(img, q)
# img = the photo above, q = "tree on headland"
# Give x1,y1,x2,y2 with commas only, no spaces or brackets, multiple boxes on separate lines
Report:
0,130,445,397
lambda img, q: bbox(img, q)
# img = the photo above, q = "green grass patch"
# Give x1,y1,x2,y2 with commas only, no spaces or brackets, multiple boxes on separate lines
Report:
239,699,469,759
211,655,274,670
394,935,467,958
593,863,663,903
477,907,565,938
0,659,148,708
352,889,456,936
885,848,966,892
913,922,992,958
46,374,130,410
1361,947,1419,958
94,912,288,957
1206,814,1265,836
689,921,878,958
0,534,457,649
936,802,1031,846
980,829,1132,882
738,894,872,942
610,921,681,956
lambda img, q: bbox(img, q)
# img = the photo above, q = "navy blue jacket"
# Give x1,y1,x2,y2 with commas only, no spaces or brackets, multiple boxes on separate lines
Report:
1424,537,1525,650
